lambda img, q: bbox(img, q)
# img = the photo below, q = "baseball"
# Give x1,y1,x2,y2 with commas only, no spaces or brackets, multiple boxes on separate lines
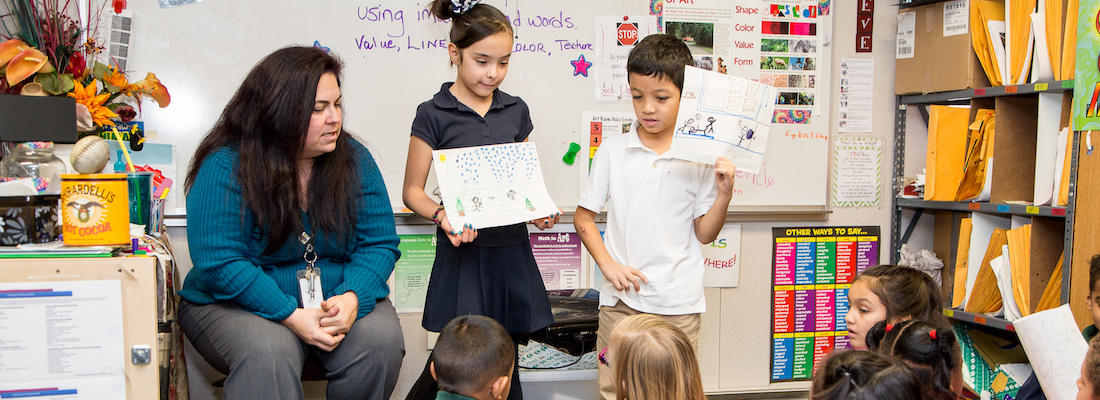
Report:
70,135,111,174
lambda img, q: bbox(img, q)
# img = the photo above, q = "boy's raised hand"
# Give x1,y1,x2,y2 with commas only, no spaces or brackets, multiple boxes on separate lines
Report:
601,261,649,292
714,156,736,195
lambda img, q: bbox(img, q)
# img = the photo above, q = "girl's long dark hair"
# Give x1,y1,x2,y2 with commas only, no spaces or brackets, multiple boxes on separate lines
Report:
185,46,359,254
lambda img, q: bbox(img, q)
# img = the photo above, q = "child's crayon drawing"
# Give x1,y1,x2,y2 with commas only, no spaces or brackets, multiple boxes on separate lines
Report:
432,142,558,230
671,66,777,174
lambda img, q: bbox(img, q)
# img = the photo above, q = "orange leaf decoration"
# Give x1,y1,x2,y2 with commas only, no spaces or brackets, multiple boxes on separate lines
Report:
6,47,52,85
125,72,170,107
0,39,29,67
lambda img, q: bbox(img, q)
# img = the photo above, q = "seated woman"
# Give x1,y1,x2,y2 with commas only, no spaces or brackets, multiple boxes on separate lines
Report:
177,46,404,399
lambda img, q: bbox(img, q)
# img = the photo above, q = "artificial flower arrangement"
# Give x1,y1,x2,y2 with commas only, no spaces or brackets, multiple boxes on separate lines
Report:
0,0,169,134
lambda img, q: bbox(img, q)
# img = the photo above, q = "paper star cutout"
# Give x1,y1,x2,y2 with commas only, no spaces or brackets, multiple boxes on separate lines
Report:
571,54,593,77
313,41,331,53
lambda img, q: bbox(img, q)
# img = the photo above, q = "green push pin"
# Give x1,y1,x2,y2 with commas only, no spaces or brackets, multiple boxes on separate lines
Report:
563,142,581,165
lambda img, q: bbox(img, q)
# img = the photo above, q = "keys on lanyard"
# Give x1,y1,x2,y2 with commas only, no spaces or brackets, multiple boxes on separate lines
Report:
297,232,322,308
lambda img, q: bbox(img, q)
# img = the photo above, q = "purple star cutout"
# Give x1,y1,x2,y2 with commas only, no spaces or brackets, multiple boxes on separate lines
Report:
571,54,593,77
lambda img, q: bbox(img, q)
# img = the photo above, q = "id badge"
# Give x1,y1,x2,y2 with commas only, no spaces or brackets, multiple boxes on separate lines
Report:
297,268,323,309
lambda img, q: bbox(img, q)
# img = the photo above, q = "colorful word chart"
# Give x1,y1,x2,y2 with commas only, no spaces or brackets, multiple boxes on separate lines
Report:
770,226,879,382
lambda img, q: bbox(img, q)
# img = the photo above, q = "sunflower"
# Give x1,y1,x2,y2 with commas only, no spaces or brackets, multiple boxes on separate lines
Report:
67,79,118,127
102,65,128,90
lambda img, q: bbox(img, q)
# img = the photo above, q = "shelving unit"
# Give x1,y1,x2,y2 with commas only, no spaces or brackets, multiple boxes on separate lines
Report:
890,80,1080,322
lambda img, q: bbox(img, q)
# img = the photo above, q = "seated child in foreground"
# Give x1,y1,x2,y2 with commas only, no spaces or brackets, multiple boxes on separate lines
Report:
811,349,922,400
866,319,964,400
431,315,515,400
1080,335,1100,400
606,314,705,400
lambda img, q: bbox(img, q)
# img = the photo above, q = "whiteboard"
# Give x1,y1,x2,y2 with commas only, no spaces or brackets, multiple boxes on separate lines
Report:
123,0,830,212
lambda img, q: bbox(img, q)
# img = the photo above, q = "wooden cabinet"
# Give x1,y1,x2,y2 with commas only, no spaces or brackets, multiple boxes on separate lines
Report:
0,256,161,399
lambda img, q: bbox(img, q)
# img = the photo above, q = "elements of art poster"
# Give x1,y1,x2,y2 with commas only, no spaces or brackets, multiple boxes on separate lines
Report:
671,65,778,174
771,226,880,382
432,142,558,230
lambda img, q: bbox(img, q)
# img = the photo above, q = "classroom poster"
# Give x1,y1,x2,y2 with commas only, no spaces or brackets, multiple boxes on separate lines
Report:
832,138,883,207
771,226,880,382
579,111,636,194
530,232,583,290
1072,0,1100,130
837,59,874,133
701,223,743,287
391,234,436,313
663,0,736,75
760,0,822,124
593,15,661,102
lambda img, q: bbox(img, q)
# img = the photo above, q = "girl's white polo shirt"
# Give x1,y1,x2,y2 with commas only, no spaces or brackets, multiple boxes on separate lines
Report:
578,128,718,315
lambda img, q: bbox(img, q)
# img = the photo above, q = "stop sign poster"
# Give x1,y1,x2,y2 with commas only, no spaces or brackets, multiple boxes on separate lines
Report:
593,15,660,102
616,23,639,45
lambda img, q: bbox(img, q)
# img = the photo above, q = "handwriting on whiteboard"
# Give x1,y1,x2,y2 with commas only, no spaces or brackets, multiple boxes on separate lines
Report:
352,3,588,56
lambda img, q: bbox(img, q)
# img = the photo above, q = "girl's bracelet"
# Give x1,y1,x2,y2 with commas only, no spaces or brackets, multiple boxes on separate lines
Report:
431,206,445,225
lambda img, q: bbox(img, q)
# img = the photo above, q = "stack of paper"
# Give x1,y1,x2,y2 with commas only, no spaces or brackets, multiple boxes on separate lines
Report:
1007,225,1032,318
957,109,997,202
972,0,1007,86
1035,252,1064,312
926,105,971,201
1060,0,1078,79
953,217,974,308
1034,93,1062,205
964,227,1008,314
1007,0,1037,84
961,213,1011,310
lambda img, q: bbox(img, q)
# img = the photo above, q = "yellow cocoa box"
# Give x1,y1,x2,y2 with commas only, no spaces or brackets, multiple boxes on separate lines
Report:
61,174,129,246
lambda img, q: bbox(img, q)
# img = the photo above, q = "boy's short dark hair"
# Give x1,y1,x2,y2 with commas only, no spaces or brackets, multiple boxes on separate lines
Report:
627,34,694,91
433,315,515,395
1091,254,1100,293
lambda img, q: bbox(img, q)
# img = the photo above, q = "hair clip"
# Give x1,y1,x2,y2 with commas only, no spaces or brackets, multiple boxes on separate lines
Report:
451,0,481,14
598,348,610,367
929,329,937,340
885,323,894,332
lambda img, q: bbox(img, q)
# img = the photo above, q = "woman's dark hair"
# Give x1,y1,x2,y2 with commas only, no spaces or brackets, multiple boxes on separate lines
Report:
855,265,946,325
429,0,512,51
185,46,359,254
866,319,960,400
811,350,922,400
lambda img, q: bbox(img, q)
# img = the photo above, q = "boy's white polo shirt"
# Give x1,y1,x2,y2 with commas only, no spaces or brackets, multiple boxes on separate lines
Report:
578,127,717,315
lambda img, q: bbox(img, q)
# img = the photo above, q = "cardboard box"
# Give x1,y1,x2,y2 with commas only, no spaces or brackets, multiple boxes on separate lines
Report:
895,0,991,94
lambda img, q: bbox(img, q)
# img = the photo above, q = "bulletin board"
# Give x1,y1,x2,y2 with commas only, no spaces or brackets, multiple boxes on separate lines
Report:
123,0,833,213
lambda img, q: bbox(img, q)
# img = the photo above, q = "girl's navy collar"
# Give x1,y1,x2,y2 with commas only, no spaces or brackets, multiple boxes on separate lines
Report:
432,82,519,112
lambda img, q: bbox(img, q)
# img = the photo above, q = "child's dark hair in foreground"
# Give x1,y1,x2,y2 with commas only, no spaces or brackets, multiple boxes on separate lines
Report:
866,319,963,400
811,350,922,400
432,315,515,399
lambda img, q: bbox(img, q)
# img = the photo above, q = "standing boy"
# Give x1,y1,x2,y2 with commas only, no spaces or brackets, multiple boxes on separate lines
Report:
574,34,735,400
1085,255,1100,341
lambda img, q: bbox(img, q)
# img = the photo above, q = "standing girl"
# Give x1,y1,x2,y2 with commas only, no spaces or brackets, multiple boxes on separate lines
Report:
402,1,559,399
845,264,946,349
